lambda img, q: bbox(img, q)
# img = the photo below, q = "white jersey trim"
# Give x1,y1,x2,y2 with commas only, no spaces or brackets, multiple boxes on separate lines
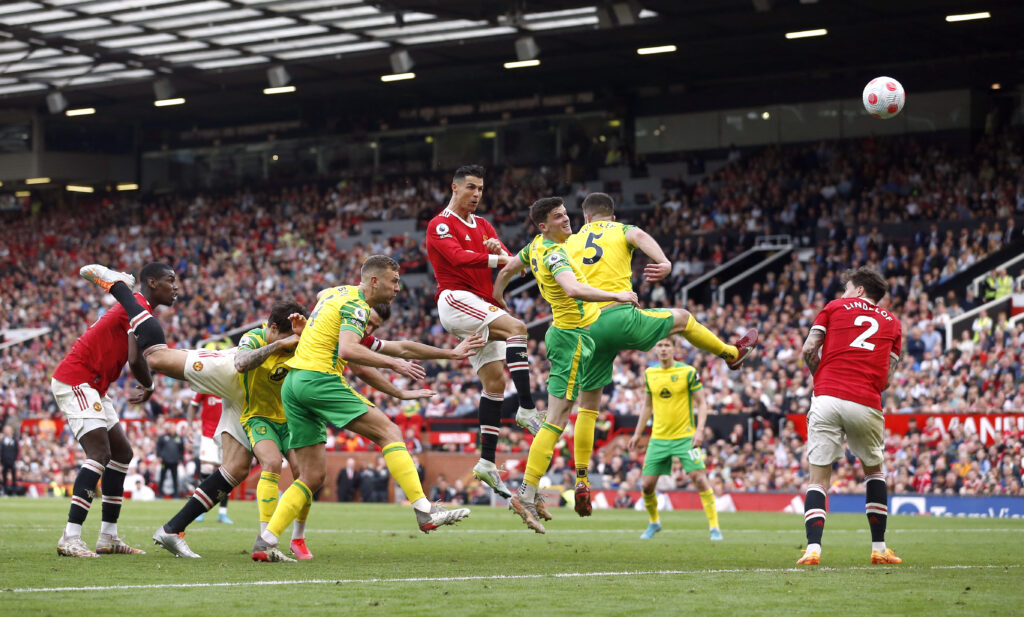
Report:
442,208,477,229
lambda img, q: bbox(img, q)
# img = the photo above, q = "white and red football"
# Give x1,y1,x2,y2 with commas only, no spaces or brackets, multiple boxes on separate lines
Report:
862,77,906,119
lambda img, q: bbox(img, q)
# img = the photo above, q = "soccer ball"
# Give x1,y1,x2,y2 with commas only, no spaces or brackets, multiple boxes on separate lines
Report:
862,77,905,119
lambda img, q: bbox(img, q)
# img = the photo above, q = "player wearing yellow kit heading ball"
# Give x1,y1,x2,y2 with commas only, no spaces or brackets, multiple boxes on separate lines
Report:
565,192,759,517
493,197,638,534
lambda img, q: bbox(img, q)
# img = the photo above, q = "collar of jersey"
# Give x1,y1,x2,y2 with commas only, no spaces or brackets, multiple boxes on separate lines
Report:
444,208,476,228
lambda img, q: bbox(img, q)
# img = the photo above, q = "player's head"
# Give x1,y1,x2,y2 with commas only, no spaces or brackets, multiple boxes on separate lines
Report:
267,299,307,338
841,266,888,303
361,254,401,305
530,197,571,241
366,303,391,337
654,336,677,362
581,192,616,222
139,262,177,306
451,164,485,213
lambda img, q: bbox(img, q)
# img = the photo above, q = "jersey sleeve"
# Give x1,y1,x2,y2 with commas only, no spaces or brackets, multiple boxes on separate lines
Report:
544,248,573,277
338,300,369,337
811,303,831,333
238,328,266,351
644,370,652,393
688,368,703,392
426,218,490,268
191,392,204,406
518,245,530,265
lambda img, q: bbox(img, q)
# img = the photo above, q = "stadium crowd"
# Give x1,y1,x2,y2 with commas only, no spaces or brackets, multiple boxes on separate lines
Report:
2,131,1023,499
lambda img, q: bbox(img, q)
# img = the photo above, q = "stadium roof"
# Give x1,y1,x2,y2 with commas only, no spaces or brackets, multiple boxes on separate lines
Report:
0,1,1021,127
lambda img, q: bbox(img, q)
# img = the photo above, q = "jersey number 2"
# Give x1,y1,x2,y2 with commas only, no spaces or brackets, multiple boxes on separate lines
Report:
582,232,604,265
849,315,878,351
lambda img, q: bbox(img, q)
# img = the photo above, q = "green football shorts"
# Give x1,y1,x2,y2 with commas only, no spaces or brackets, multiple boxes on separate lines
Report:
544,325,595,400
282,368,371,450
579,304,674,391
642,436,706,476
243,416,290,453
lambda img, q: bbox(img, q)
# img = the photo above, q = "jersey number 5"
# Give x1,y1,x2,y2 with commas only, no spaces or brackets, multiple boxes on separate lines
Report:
849,315,878,351
582,232,604,265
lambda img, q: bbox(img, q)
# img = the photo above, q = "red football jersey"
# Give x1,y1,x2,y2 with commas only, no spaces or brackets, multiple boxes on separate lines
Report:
53,293,153,397
811,297,902,409
192,393,222,438
425,208,510,304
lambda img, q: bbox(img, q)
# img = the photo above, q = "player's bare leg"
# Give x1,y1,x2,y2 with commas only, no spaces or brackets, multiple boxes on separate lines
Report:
488,314,543,434
667,309,758,370
144,347,190,380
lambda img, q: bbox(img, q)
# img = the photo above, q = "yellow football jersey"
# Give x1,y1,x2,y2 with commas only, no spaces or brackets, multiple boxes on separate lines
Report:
238,325,293,424
517,235,599,330
644,362,702,440
286,285,370,377
566,221,636,308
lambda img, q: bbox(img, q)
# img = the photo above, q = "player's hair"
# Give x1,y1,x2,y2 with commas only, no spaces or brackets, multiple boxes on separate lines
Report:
362,254,399,277
372,303,392,323
268,299,307,334
529,197,565,227
843,266,888,302
453,164,485,184
139,262,173,288
581,192,615,218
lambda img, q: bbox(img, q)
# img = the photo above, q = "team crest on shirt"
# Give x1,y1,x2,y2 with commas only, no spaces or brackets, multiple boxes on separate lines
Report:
488,305,499,312
269,366,289,382
92,402,102,411
193,361,204,372
659,387,672,399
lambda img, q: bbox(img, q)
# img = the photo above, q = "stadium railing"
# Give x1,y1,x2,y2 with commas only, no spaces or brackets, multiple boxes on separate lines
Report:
944,295,1013,349
680,235,793,306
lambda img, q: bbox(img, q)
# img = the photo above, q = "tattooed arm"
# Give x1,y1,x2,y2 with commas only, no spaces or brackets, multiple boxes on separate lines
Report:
884,352,902,392
233,335,298,373
802,328,825,375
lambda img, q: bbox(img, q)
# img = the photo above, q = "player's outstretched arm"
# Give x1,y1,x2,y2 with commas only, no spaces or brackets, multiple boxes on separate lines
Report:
234,336,296,373
377,333,485,361
127,336,155,404
493,257,529,310
628,391,655,453
801,328,825,375
625,227,673,282
554,270,639,306
348,364,438,401
338,329,426,381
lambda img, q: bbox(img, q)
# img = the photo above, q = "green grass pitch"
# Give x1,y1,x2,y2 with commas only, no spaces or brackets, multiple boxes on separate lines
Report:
1,499,1022,616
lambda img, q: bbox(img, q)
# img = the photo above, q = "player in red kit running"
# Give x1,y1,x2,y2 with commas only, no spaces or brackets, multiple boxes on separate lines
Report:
51,261,177,557
425,165,541,499
797,266,903,566
188,393,232,524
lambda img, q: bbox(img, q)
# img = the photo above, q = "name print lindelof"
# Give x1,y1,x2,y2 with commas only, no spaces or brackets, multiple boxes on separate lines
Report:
842,300,895,321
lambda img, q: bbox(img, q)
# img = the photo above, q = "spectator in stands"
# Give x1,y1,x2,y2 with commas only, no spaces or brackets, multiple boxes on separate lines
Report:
1,424,18,495
155,422,185,497
336,457,360,502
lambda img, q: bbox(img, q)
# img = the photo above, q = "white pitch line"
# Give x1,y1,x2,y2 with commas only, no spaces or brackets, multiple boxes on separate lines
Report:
3,564,1020,594
2,525,1023,534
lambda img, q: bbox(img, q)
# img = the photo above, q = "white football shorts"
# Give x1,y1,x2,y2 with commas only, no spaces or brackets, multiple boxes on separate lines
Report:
806,394,884,467
437,289,507,372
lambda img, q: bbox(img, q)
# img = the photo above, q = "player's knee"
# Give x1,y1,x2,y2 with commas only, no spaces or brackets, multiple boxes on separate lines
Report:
302,468,326,492
110,444,133,466
381,425,403,446
641,482,657,496
673,309,691,327
511,319,527,336
259,456,283,475
89,451,112,468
